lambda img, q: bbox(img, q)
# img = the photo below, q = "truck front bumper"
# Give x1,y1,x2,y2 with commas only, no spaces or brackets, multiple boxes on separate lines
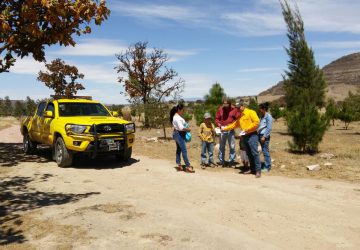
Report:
64,133,135,154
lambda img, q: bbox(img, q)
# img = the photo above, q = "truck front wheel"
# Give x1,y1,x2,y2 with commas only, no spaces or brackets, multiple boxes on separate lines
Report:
116,147,132,162
55,137,73,167
23,132,37,154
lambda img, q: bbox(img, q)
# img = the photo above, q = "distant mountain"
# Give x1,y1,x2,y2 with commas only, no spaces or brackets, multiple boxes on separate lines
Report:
258,52,360,102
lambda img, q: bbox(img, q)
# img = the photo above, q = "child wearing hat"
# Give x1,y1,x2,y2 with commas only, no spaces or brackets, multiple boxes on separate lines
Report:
199,112,216,169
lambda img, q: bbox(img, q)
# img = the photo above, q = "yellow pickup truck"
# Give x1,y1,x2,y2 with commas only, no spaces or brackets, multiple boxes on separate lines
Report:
20,96,135,167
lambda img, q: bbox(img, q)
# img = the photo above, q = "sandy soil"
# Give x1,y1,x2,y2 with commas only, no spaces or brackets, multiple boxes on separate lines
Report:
1,124,360,249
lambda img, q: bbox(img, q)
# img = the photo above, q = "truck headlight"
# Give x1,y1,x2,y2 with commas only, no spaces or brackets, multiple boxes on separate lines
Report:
125,123,135,133
66,124,87,134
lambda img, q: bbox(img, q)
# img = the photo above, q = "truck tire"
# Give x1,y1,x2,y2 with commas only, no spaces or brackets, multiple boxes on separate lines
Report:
55,137,73,167
116,147,132,162
23,132,37,154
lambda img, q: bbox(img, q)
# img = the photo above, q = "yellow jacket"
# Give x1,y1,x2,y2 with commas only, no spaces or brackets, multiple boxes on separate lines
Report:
199,122,215,143
223,108,260,134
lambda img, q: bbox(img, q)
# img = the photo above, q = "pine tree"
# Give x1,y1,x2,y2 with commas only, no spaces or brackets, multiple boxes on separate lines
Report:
195,82,226,126
204,82,226,106
4,96,13,116
338,91,360,129
0,97,4,116
325,99,339,126
248,98,260,116
13,101,25,117
25,96,37,116
280,0,329,153
270,103,282,121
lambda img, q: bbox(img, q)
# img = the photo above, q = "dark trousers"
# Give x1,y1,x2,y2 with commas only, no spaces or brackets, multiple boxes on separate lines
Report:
243,132,261,173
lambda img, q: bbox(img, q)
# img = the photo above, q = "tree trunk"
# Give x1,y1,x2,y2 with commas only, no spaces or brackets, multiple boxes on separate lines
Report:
162,123,167,139
143,96,150,128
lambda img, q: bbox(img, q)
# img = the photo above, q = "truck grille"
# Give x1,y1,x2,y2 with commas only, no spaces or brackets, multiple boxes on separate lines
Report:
90,124,124,134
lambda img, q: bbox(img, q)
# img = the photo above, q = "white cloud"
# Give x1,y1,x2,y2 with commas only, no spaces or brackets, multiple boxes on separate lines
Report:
112,0,360,36
221,12,283,36
313,41,360,49
76,63,120,84
8,57,119,84
9,58,46,75
238,47,283,52
297,0,360,34
181,73,218,98
166,49,198,62
226,0,360,36
238,67,282,73
48,38,198,63
111,2,205,23
49,39,128,56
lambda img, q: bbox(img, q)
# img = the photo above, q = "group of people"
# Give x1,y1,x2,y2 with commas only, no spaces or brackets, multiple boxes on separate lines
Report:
170,99,273,178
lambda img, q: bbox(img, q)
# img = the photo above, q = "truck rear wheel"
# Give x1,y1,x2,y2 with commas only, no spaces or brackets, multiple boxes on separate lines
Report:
55,137,73,167
23,132,37,154
116,147,132,162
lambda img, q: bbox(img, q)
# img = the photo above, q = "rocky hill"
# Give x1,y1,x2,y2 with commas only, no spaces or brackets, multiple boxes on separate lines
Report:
258,52,360,102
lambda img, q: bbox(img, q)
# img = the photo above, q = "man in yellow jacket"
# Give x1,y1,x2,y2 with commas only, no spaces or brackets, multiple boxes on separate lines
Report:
222,100,261,178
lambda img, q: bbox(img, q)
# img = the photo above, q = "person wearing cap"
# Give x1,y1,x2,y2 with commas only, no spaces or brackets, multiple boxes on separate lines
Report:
215,98,238,167
258,102,273,172
199,112,216,169
222,100,262,178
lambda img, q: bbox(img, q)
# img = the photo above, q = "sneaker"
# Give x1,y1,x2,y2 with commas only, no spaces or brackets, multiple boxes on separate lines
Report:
208,162,216,168
242,170,253,175
228,162,237,168
262,168,269,173
201,163,206,169
255,171,261,178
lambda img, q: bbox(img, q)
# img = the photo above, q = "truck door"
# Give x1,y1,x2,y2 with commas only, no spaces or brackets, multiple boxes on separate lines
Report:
32,102,46,142
42,102,55,145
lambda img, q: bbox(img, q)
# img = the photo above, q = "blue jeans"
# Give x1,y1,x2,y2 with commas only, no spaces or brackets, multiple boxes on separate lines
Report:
218,130,236,164
201,141,214,164
259,136,271,170
243,133,261,173
173,130,190,166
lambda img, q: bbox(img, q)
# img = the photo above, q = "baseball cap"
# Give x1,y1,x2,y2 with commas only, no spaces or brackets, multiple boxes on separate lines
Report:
204,112,211,119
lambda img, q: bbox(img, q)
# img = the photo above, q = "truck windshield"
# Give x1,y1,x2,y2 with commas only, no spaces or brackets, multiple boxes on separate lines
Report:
58,103,111,117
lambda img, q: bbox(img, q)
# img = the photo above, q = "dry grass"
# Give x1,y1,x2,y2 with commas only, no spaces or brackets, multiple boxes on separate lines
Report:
134,118,360,183
0,116,19,130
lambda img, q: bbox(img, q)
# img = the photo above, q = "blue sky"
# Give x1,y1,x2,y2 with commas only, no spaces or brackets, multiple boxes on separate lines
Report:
1,0,360,104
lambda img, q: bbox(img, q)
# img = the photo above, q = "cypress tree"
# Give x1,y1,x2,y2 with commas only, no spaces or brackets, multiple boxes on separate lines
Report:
280,1,329,153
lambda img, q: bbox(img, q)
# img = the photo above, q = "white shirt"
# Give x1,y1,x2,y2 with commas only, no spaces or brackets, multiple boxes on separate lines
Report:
172,113,186,131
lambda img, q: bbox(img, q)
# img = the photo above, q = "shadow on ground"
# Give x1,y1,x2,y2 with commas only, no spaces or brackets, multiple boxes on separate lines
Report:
73,155,140,169
0,175,100,246
0,143,52,168
0,143,139,169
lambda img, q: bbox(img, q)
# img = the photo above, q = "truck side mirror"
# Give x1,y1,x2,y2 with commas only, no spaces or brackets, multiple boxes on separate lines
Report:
111,111,119,117
43,110,54,118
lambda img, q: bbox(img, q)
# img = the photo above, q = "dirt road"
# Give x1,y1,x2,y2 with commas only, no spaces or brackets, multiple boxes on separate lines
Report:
1,125,360,249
